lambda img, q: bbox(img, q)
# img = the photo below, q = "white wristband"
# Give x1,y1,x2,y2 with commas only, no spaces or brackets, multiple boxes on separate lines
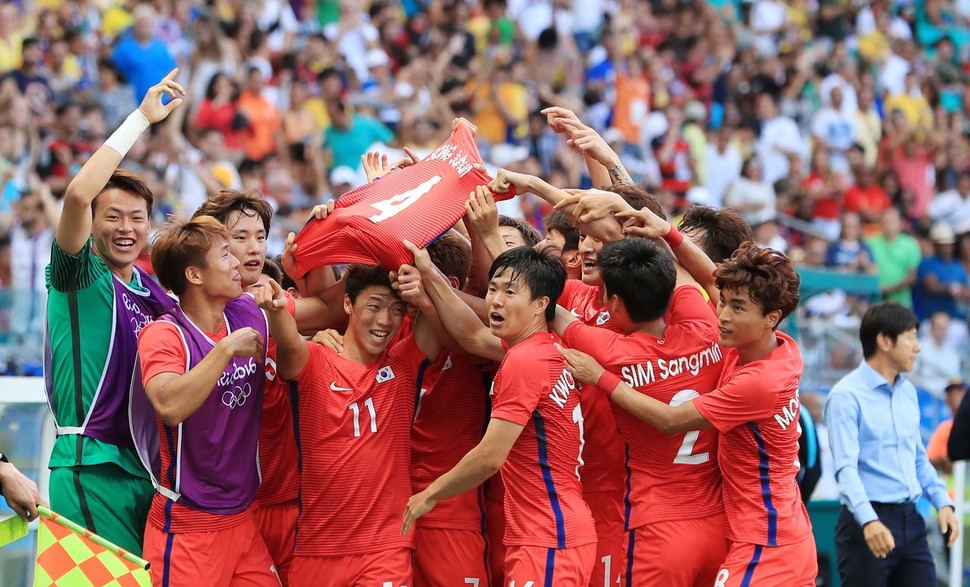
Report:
103,110,151,157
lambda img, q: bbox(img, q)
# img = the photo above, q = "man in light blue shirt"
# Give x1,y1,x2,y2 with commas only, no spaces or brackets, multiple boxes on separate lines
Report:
825,302,959,586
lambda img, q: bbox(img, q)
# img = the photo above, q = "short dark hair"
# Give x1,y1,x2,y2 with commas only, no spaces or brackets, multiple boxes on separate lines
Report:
345,264,396,304
261,257,284,283
488,247,566,322
600,239,676,322
715,244,800,323
859,302,919,359
680,205,753,263
94,169,154,215
191,189,273,233
498,216,542,248
607,183,664,219
543,210,580,252
427,230,472,289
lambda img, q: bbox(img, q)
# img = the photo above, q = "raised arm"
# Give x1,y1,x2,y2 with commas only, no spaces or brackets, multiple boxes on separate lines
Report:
405,241,505,361
254,279,310,380
57,69,184,255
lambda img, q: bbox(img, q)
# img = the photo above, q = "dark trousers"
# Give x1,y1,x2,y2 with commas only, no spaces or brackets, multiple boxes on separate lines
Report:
835,503,935,587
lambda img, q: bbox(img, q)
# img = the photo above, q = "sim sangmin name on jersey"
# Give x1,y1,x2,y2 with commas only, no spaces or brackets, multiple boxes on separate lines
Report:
621,341,724,388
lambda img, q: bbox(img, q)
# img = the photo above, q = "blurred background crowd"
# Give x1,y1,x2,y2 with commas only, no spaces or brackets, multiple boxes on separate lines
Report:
0,0,969,451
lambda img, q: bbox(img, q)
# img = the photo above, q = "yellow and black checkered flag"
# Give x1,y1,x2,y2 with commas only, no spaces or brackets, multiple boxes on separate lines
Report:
34,506,151,587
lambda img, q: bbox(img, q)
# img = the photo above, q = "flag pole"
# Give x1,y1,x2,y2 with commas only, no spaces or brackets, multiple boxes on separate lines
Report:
36,506,150,570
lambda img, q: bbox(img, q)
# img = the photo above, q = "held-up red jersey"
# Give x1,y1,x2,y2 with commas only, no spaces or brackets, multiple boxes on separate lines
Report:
411,350,490,531
490,331,597,549
561,285,725,528
693,331,813,547
557,280,626,495
293,335,428,556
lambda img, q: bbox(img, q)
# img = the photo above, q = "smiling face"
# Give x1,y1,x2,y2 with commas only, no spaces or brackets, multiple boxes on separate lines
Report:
224,209,267,287
578,232,605,285
192,238,243,301
91,189,150,280
485,268,547,346
344,285,406,361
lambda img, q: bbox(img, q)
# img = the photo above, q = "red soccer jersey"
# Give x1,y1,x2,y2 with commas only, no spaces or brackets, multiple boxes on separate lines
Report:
411,350,490,531
558,279,625,494
693,331,812,547
256,293,300,507
561,285,725,528
294,335,427,556
491,331,597,549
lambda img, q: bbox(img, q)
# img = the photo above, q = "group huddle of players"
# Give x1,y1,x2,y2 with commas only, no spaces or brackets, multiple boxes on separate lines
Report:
45,72,818,587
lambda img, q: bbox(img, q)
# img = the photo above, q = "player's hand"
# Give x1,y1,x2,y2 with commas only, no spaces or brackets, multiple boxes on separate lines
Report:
312,329,344,353
940,506,960,547
402,490,438,534
560,119,618,167
540,106,584,135
403,240,434,274
451,117,478,137
220,327,263,359
0,461,44,522
395,264,431,308
615,207,673,240
555,343,604,386
465,185,499,235
489,168,532,195
555,189,629,225
393,146,421,170
138,69,185,124
281,232,299,280
863,520,895,559
308,200,336,222
361,151,391,183
251,278,287,312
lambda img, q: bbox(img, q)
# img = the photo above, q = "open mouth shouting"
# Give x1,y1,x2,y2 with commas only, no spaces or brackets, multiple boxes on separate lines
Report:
368,329,390,345
489,311,505,329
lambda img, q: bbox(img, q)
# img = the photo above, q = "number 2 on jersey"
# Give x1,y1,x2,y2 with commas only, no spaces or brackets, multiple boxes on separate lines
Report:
669,389,709,465
349,397,378,437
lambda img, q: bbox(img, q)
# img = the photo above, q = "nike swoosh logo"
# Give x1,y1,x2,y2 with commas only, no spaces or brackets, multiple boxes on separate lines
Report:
330,382,353,392
569,309,581,318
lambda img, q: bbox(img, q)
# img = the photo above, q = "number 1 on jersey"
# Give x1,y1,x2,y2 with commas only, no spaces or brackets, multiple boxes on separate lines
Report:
669,389,709,465
349,397,378,437
572,404,586,481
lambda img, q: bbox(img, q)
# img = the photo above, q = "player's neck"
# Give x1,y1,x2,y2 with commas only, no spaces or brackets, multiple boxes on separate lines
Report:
631,319,665,338
504,321,546,348
865,355,901,388
340,332,382,364
180,290,229,333
736,330,779,365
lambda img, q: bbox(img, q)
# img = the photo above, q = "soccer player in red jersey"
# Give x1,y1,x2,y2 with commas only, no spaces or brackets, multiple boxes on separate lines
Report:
562,242,817,587
402,244,597,586
137,217,279,586
192,192,346,585
554,237,729,586
258,263,441,587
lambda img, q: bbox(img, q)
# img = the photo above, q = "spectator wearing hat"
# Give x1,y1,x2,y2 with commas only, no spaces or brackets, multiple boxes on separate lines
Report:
329,165,360,200
914,222,970,322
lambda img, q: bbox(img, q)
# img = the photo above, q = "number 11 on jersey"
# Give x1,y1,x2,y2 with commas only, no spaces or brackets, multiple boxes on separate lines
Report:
349,398,378,437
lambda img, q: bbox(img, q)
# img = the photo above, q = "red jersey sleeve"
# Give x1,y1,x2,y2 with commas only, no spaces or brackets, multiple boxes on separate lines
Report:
666,285,717,327
138,321,188,385
560,320,622,367
295,343,329,389
391,333,429,375
490,352,545,427
692,364,777,433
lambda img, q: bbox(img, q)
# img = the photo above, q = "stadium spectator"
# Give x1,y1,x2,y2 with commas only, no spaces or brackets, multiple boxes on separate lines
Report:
912,312,964,399
867,207,922,308
913,222,970,321
110,5,176,102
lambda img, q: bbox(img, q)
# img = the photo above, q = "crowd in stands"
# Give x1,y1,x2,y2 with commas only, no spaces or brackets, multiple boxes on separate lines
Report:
1,0,970,388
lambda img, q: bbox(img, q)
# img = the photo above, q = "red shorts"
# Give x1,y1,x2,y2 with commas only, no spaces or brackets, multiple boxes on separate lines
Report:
506,543,596,587
253,500,299,586
143,513,280,587
288,548,412,587
585,490,625,587
714,538,817,587
628,514,729,587
414,527,489,586
485,497,506,587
